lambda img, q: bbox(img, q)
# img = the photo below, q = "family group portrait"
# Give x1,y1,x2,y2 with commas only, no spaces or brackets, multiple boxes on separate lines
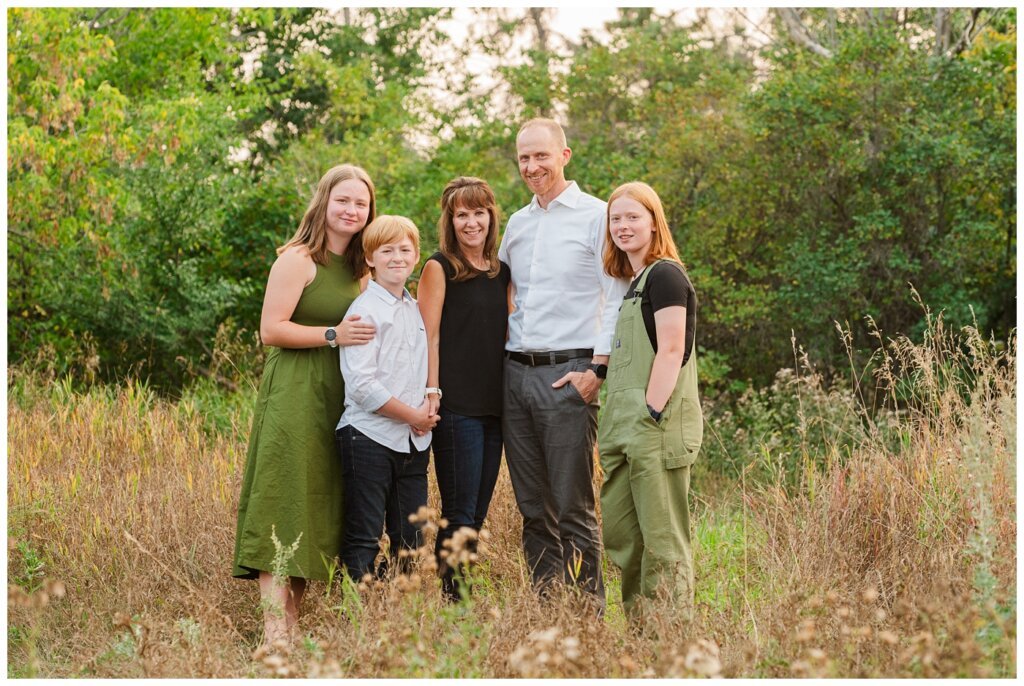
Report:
7,5,1017,679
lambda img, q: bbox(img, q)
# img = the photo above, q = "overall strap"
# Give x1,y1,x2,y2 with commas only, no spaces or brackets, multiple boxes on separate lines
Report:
633,258,673,298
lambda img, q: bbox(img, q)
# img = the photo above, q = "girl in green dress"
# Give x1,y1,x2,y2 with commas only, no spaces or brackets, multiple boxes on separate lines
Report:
233,164,377,646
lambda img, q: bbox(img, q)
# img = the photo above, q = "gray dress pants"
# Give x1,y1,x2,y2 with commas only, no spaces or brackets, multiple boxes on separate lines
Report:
502,356,605,606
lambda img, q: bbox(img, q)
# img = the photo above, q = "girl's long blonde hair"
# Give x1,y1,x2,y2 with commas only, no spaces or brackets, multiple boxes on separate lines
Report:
279,164,376,278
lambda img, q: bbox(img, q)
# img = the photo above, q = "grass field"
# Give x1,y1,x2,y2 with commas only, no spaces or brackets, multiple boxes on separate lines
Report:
7,321,1016,677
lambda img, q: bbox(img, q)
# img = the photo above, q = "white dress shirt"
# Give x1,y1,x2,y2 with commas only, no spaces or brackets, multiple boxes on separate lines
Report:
498,181,629,356
337,279,431,452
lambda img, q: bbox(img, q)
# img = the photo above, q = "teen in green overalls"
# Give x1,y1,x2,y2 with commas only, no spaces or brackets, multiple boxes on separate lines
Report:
598,182,703,617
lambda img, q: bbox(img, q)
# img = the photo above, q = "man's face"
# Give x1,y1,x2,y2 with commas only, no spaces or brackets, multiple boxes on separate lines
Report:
516,126,570,199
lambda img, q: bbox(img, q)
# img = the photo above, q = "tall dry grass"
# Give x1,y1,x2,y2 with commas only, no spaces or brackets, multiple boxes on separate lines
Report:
7,316,1016,677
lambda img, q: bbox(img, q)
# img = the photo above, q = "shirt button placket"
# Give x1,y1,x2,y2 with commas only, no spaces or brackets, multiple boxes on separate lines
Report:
524,211,546,351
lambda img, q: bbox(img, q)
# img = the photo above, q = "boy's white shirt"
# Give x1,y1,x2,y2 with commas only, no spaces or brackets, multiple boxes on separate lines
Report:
337,278,431,452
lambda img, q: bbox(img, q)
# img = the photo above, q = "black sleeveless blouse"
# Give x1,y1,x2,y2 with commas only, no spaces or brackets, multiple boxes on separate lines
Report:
426,252,511,417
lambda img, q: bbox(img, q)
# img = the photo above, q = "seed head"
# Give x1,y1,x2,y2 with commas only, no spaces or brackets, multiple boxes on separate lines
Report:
796,619,816,642
46,580,66,599
683,639,722,677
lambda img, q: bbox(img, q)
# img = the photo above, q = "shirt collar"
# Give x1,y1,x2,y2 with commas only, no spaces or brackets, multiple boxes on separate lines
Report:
367,278,412,304
529,180,581,212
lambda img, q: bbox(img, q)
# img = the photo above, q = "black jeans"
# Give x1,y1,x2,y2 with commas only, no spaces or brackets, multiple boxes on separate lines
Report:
432,409,503,599
337,425,429,582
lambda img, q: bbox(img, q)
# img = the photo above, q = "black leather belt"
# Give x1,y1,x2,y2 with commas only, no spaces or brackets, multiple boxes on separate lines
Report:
506,349,594,367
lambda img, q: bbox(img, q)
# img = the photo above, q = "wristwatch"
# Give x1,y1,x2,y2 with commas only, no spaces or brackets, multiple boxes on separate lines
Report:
325,327,338,348
647,404,663,422
425,387,443,399
587,363,608,379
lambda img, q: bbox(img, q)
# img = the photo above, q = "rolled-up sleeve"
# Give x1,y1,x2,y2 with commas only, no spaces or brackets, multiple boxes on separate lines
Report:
339,312,392,412
592,213,629,355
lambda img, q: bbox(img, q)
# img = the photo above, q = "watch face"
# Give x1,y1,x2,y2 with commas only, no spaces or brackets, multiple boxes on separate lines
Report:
325,328,337,341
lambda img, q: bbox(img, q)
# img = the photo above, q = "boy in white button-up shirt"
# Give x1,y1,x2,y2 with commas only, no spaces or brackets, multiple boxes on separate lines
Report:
336,215,439,582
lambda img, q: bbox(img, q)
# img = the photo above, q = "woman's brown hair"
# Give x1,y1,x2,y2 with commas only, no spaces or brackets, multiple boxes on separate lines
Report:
278,164,376,278
602,181,682,279
437,177,502,282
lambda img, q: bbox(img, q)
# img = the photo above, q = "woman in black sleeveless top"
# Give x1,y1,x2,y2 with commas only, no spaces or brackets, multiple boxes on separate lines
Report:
418,177,510,601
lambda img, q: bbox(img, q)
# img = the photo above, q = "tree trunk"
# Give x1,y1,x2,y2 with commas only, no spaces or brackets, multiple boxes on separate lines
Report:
934,8,951,56
528,7,550,52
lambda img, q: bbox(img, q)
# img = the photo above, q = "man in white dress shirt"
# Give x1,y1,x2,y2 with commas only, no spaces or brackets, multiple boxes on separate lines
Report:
498,118,628,608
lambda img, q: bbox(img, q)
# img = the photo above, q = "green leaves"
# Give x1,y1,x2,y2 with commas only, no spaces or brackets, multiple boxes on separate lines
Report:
7,8,1015,392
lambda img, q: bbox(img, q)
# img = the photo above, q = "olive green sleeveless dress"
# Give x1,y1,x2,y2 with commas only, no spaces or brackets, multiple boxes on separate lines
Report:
233,253,359,581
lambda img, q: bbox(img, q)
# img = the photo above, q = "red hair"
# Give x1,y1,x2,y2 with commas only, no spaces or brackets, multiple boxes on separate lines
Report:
602,181,682,279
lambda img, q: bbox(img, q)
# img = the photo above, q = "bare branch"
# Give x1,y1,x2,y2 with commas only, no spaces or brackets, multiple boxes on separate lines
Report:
733,8,776,46
776,8,833,58
88,7,112,27
7,227,46,246
85,7,135,31
949,8,1001,56
194,365,240,392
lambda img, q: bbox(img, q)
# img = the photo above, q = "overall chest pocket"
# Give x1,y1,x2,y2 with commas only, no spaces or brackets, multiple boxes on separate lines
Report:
608,302,639,373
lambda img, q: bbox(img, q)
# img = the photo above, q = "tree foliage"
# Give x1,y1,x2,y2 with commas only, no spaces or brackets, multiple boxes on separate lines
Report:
6,8,1015,393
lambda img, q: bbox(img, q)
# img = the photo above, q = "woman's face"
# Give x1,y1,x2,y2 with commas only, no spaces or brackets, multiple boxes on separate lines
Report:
326,178,371,236
609,195,655,259
452,204,491,252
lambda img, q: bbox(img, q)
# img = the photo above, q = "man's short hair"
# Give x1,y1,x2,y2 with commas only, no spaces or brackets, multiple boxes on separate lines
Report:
362,215,421,255
517,117,567,149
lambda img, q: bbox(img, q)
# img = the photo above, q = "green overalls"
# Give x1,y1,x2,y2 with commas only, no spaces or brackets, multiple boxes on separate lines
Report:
598,259,703,615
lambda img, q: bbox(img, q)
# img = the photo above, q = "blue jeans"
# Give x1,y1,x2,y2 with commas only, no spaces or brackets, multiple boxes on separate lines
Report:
432,410,503,599
337,425,429,582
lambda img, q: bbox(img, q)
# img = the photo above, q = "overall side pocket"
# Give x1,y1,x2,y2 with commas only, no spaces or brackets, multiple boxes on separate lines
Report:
663,399,702,469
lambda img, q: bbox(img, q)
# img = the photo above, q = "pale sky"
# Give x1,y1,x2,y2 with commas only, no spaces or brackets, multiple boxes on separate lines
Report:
439,7,771,82
424,7,771,141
